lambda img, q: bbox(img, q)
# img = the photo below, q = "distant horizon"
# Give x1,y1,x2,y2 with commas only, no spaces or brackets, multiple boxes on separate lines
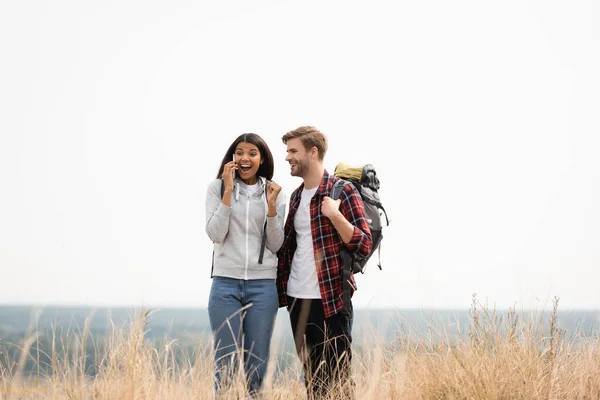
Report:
2,302,599,312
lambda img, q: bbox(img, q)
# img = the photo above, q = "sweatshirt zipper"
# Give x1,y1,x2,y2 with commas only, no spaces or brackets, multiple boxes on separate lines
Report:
245,195,250,280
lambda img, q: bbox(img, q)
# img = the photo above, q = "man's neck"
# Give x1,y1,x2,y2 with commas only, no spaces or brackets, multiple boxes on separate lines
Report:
302,164,324,190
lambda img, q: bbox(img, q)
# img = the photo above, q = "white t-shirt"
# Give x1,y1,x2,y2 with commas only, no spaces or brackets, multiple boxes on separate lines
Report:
238,181,259,196
287,186,321,299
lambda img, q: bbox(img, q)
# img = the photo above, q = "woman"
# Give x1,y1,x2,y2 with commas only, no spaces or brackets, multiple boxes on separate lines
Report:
205,133,286,397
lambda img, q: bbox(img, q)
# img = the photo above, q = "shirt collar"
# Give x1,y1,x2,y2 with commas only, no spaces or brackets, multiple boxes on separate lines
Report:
316,170,334,196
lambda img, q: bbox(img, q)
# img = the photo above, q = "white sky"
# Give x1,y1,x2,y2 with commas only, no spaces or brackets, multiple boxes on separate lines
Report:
1,0,598,310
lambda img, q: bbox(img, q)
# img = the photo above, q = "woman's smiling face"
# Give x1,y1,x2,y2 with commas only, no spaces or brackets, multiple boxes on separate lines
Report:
234,141,262,184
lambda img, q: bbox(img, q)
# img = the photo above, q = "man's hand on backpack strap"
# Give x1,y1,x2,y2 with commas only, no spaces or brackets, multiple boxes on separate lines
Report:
323,196,354,244
322,196,341,219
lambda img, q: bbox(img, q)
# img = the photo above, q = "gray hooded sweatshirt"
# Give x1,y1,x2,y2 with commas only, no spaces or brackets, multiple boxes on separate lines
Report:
205,177,286,280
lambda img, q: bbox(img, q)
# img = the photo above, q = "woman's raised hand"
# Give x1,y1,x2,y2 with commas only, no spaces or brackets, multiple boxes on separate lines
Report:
266,181,281,216
222,160,237,193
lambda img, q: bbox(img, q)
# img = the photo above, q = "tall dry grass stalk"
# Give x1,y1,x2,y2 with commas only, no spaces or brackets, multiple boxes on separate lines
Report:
394,295,600,399
1,296,599,399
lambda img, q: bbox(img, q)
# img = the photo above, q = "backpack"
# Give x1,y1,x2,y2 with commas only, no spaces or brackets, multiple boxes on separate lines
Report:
331,162,390,274
331,163,390,316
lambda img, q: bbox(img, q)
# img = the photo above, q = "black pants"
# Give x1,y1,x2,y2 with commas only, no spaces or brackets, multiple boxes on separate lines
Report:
287,296,354,399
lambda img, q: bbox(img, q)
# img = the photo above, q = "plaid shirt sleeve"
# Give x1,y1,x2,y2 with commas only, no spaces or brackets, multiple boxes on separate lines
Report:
337,183,373,259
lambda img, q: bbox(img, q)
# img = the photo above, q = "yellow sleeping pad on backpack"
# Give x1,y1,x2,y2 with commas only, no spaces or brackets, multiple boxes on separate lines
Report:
334,162,364,181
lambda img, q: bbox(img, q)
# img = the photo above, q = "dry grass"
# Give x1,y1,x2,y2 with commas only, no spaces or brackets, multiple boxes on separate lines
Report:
1,295,600,399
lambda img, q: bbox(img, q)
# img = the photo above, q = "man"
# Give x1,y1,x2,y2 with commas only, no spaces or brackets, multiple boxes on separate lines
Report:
277,126,372,398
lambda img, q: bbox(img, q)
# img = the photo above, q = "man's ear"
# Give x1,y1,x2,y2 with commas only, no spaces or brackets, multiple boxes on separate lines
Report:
310,146,318,160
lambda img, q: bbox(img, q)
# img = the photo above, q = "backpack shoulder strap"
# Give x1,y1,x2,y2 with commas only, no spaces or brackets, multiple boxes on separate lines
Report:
330,179,349,200
331,178,355,317
257,179,270,264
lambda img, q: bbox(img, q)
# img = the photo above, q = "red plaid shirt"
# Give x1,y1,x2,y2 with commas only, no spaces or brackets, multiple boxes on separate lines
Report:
276,170,372,318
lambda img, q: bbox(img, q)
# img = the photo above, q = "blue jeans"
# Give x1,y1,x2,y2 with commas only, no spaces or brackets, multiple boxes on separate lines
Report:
208,277,278,396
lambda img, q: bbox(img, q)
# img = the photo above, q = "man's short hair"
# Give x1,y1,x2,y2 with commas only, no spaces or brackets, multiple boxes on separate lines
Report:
281,126,328,160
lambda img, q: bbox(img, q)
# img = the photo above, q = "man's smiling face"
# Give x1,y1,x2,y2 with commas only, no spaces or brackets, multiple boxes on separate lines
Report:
285,137,311,178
